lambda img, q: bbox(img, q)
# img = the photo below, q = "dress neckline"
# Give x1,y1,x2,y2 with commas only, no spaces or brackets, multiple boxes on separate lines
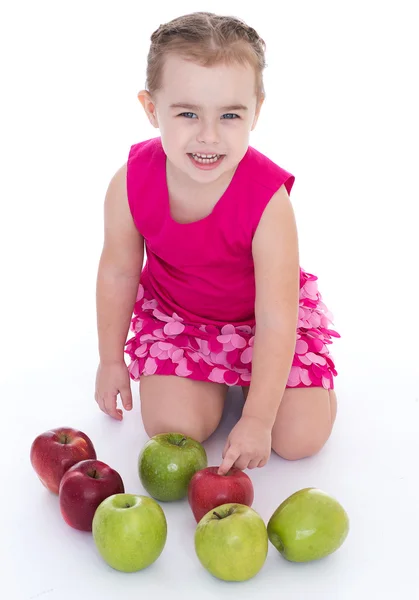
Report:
155,137,248,226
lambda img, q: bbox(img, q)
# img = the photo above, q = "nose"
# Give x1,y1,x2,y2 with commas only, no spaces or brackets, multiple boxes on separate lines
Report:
196,119,220,146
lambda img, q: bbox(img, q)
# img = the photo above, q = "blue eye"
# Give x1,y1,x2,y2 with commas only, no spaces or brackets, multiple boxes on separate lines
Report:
179,112,240,120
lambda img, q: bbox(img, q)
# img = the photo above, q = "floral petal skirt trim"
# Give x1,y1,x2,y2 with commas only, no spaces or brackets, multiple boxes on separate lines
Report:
124,269,340,390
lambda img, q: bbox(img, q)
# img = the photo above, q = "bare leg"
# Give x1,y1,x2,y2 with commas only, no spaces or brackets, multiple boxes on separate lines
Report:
140,375,228,443
242,386,337,460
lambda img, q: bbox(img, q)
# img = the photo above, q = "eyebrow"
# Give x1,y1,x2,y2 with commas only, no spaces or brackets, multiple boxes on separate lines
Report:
169,102,248,111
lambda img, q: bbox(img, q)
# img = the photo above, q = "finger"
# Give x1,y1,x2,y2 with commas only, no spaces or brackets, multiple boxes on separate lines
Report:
257,457,268,468
120,386,133,411
247,458,260,470
95,387,108,412
234,455,251,471
218,448,240,475
104,394,122,420
95,393,106,413
222,439,230,459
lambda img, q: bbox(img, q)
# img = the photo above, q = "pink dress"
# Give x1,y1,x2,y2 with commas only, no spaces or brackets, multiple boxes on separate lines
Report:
124,137,339,389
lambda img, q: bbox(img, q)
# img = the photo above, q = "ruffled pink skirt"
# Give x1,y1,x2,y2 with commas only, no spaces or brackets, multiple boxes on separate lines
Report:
124,269,340,390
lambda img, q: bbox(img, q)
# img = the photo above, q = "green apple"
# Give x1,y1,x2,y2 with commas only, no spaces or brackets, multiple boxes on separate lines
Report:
138,433,207,501
92,493,167,572
267,487,349,562
195,503,268,582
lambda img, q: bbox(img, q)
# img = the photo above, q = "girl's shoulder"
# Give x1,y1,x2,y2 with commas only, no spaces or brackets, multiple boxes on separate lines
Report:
128,136,163,168
231,145,295,239
244,144,295,197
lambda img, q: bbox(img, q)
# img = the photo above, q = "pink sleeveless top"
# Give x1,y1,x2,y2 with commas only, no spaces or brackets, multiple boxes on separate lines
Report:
126,136,295,328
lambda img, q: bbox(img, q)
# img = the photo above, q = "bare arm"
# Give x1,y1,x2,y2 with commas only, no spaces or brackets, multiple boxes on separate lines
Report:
242,183,300,426
218,183,299,473
96,164,144,363
96,162,144,364
94,163,144,421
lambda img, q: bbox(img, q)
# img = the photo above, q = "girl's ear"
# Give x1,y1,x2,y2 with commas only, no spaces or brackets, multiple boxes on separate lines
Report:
137,90,159,128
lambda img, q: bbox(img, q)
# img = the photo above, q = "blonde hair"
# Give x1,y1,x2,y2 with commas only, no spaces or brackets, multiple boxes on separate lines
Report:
146,12,267,102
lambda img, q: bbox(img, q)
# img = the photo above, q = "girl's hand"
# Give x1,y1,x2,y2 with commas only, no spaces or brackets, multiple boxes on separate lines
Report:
218,415,272,475
95,361,133,420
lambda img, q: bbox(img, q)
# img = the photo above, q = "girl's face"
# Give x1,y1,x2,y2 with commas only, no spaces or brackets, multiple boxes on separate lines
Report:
138,53,264,185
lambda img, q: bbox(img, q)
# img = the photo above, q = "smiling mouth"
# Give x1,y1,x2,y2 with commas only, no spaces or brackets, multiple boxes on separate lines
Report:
188,153,225,164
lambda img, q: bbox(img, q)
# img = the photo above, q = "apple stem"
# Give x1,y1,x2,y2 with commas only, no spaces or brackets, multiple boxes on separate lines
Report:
179,437,187,446
213,507,235,520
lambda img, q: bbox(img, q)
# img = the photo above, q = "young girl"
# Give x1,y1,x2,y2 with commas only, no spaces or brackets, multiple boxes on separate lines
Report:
95,11,340,475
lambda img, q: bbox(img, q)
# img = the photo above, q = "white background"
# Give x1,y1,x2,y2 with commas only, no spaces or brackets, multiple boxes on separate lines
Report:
1,0,418,598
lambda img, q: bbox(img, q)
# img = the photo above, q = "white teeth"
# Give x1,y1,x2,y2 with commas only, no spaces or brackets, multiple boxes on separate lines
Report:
192,153,219,158
191,153,222,165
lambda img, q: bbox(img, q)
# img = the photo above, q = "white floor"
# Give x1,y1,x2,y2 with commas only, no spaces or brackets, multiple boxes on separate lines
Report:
2,339,419,599
2,1,419,598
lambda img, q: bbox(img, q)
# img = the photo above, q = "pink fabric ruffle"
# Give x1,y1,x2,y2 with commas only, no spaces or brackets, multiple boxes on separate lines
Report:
124,269,340,390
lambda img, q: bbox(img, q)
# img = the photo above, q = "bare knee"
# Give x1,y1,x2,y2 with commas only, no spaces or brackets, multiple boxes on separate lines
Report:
272,433,328,461
140,375,226,444
271,388,337,461
144,420,211,443
329,389,338,425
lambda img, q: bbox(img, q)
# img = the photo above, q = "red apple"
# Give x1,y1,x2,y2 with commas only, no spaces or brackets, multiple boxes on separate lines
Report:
188,466,254,523
30,427,97,494
59,459,125,531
